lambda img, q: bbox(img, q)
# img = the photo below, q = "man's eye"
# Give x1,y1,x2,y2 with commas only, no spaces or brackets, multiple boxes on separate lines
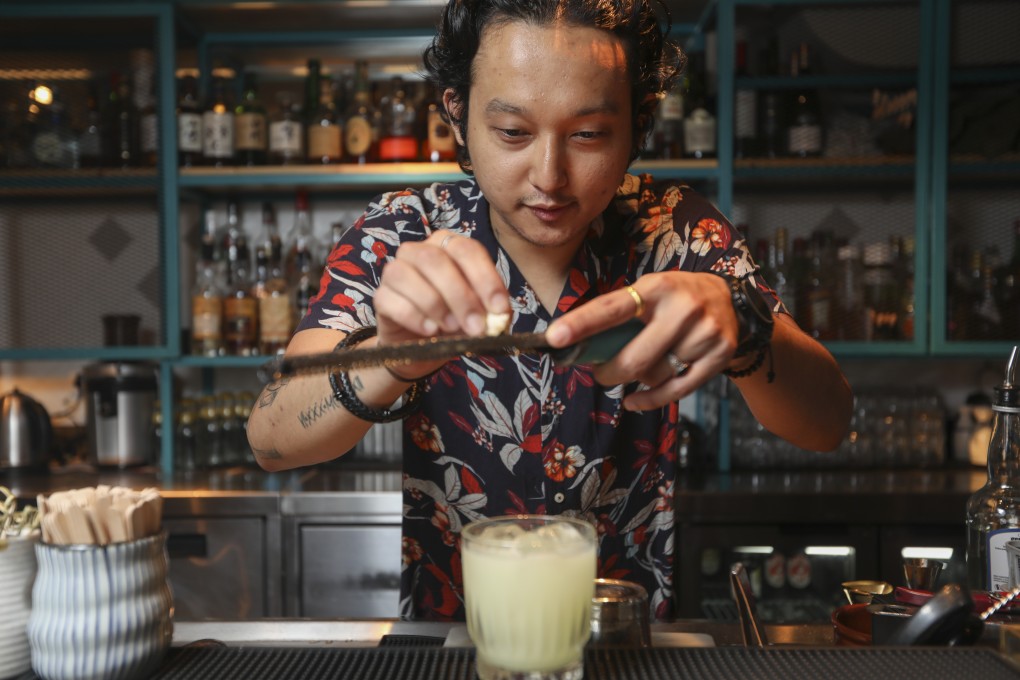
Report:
497,128,525,139
574,131,603,140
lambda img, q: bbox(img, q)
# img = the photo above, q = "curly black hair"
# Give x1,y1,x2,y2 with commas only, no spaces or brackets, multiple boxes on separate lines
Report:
422,0,685,173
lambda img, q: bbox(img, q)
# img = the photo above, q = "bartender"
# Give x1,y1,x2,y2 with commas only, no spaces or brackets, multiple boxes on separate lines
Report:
247,0,853,621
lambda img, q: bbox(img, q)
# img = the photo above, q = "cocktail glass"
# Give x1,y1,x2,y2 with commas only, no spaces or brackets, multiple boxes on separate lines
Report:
461,514,597,680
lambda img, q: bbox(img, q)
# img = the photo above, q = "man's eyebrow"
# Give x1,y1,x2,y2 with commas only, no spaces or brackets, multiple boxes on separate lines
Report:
483,99,620,117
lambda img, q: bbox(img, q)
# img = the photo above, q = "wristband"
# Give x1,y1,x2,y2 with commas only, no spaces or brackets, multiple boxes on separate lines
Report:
328,326,424,423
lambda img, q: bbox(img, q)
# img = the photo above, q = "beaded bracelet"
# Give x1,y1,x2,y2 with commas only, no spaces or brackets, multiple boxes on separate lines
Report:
328,326,425,423
722,345,776,383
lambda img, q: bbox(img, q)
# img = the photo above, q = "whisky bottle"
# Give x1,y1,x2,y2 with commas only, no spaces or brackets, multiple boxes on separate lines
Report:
202,76,235,167
786,43,823,158
344,61,378,164
190,240,224,356
307,77,343,164
734,29,757,159
966,347,1020,593
656,80,685,159
423,83,456,162
303,59,322,128
378,76,418,162
683,56,716,159
176,75,203,167
223,248,258,356
107,72,138,167
79,83,105,168
255,242,294,356
269,92,304,165
235,72,268,166
285,190,318,281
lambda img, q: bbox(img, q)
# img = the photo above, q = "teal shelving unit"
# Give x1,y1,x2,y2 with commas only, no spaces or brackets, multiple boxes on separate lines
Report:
2,0,1016,477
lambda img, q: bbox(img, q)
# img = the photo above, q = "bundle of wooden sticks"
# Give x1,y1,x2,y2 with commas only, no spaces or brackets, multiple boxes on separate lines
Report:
36,486,162,546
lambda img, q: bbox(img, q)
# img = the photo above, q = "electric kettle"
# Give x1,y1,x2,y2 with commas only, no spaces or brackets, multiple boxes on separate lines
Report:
82,362,158,468
0,388,54,470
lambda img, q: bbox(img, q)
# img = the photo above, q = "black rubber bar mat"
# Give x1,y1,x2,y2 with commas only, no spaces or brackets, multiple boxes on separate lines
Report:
139,646,1020,680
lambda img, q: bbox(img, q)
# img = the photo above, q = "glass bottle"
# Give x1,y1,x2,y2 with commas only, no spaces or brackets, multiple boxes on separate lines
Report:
235,71,268,166
344,60,378,164
106,71,138,167
834,244,865,341
79,83,105,168
378,76,418,162
191,239,224,356
31,88,77,168
176,75,203,167
995,220,1020,341
786,43,823,158
733,28,757,159
975,252,1004,340
255,243,293,355
254,201,282,263
269,91,304,165
175,399,199,478
802,231,836,340
284,190,318,281
234,392,255,467
138,76,159,168
683,55,716,159
223,240,258,356
862,241,900,341
221,199,247,287
307,77,343,164
656,79,685,160
966,346,1020,593
293,243,318,328
202,76,235,167
303,58,322,128
423,83,456,162
197,395,224,468
768,227,795,318
217,393,240,467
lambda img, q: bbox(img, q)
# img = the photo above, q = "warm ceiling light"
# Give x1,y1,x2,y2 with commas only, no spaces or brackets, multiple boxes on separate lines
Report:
32,85,53,105
0,69,92,80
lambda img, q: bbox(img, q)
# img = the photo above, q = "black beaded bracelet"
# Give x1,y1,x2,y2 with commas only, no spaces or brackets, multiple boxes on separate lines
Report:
328,326,425,423
722,345,775,383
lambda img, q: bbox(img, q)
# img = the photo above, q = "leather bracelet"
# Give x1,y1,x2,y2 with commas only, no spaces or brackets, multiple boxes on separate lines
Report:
328,326,424,423
722,345,775,383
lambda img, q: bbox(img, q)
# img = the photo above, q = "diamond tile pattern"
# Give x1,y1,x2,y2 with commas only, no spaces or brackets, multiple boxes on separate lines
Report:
89,217,134,262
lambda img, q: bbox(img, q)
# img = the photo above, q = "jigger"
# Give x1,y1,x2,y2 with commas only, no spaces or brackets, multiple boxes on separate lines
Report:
903,558,945,591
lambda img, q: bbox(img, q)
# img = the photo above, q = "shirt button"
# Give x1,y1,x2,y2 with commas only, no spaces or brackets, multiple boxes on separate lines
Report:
553,492,565,504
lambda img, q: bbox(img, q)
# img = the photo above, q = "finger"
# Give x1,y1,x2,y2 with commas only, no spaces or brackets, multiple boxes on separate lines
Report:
374,284,440,336
545,286,642,348
437,235,512,316
380,259,459,333
622,361,716,411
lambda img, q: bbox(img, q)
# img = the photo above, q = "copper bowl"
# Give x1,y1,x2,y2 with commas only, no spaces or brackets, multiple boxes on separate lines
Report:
831,603,872,646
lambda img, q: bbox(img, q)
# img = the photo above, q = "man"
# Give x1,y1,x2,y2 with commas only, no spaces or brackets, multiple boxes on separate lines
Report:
247,0,852,620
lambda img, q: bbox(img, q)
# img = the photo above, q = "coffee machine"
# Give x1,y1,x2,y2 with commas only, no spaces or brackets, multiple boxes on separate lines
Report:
82,362,158,468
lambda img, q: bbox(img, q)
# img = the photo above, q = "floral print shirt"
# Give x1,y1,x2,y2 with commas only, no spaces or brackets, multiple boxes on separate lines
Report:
298,173,779,622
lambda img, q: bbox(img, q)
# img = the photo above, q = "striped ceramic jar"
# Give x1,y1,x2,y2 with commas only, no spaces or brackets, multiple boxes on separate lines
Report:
28,532,174,680
0,533,38,679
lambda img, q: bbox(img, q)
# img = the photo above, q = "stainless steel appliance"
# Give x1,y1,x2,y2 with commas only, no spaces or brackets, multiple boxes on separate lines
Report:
82,362,158,468
0,388,53,470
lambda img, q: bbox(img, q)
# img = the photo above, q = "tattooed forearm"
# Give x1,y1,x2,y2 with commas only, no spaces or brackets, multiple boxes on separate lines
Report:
298,393,341,429
258,378,291,408
251,446,283,461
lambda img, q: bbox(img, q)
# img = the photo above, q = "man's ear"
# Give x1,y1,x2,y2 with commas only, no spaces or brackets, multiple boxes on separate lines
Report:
442,88,466,146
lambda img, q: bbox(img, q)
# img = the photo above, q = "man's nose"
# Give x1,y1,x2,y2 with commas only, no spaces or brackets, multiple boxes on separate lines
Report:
528,136,568,194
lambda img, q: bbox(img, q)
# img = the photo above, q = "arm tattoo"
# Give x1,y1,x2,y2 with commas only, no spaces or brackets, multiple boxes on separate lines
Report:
251,446,283,462
353,374,365,392
258,378,290,408
298,392,341,429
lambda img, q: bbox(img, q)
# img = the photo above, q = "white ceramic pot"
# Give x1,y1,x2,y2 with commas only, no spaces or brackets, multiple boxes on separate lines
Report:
0,533,38,680
28,532,174,680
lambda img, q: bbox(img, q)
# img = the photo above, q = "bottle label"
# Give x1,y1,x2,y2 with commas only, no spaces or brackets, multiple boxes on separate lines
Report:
660,92,684,121
259,296,294,343
235,113,267,151
140,113,159,154
178,112,202,152
427,110,455,154
308,124,342,160
223,298,257,341
986,528,1020,591
735,90,757,138
202,112,235,158
345,117,373,156
683,109,716,154
788,124,822,155
192,296,223,340
379,136,418,162
270,120,303,154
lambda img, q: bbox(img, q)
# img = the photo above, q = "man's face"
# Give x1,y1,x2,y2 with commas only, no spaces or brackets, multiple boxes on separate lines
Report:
452,20,633,255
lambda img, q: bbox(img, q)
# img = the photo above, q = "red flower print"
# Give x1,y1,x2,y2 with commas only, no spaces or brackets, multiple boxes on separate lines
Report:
542,441,585,482
402,536,424,566
371,240,388,261
409,413,443,453
691,218,730,255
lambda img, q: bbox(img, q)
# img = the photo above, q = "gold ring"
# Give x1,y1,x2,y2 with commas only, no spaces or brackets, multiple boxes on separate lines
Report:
440,234,454,249
625,285,644,319
666,352,690,377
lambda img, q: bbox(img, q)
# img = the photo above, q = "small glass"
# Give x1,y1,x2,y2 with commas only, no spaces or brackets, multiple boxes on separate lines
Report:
462,515,597,680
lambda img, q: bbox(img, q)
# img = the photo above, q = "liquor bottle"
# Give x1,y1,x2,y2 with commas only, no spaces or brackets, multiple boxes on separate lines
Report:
174,399,199,478
802,231,836,340
995,220,1020,341
344,61,378,164
862,241,899,341
786,43,823,158
733,29,757,159
202,76,235,167
975,254,1003,340
269,91,304,165
683,56,716,159
176,75,203,167
235,72,268,166
307,77,343,164
655,79,685,159
254,201,282,262
303,59,322,128
106,71,138,167
768,227,795,318
200,207,226,289
221,199,247,287
137,74,158,168
255,242,294,355
197,395,225,468
894,236,916,341
378,76,418,162
223,245,258,356
292,240,318,327
285,190,318,281
79,83,105,168
834,244,865,341
423,83,456,162
31,89,77,168
190,239,224,356
966,346,1020,592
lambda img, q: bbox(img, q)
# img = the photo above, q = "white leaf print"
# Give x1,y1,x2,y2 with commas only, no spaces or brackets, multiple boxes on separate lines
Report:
597,488,630,506
663,531,674,556
654,229,682,272
580,471,599,511
495,251,512,290
478,391,516,439
444,465,461,501
648,509,674,533
363,226,401,246
403,477,446,504
454,494,488,512
512,391,532,441
498,443,522,471
621,497,659,534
